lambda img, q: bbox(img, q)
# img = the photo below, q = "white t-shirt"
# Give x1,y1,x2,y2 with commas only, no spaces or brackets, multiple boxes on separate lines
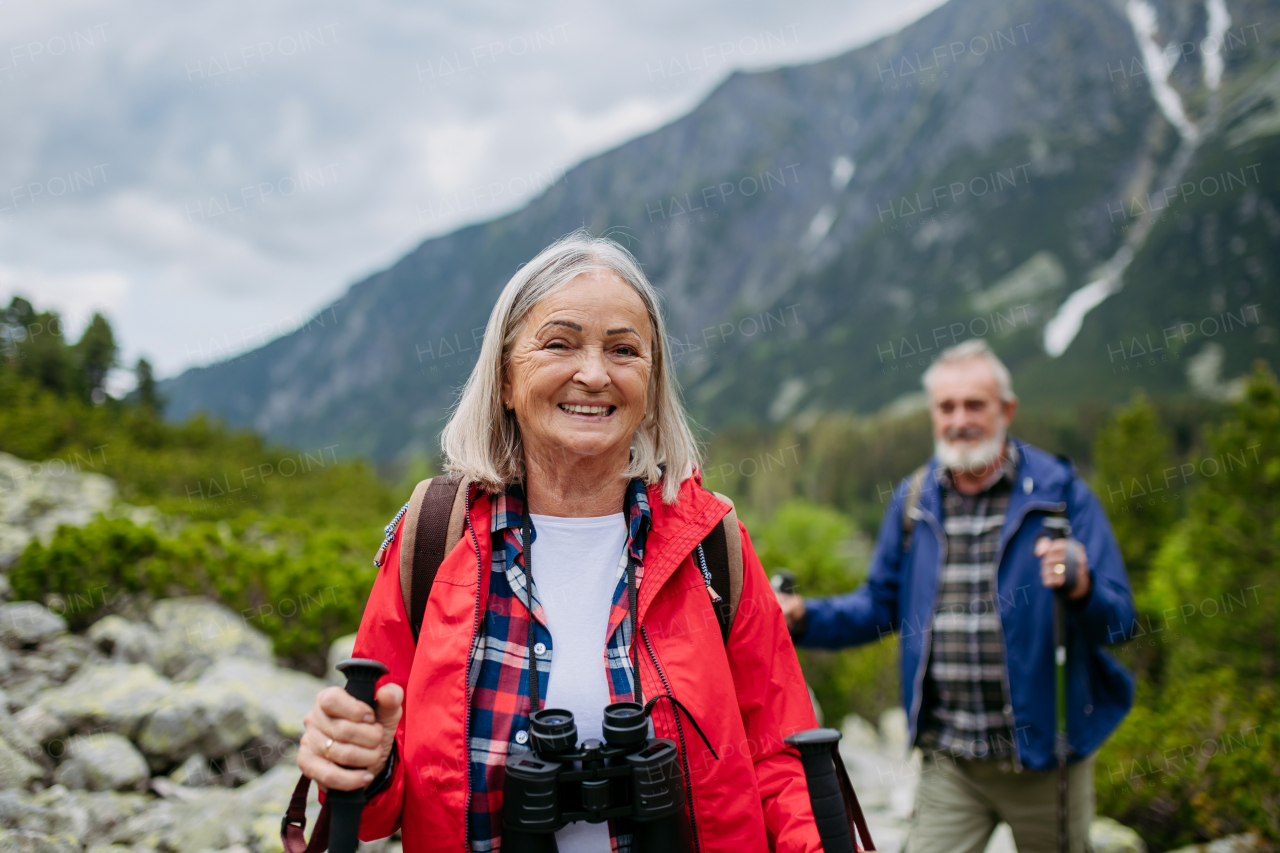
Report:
528,512,628,853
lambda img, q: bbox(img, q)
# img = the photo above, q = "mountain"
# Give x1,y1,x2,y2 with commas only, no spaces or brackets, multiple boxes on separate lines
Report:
163,0,1280,460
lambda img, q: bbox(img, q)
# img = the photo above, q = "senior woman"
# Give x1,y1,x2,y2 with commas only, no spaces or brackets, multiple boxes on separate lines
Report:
296,231,823,852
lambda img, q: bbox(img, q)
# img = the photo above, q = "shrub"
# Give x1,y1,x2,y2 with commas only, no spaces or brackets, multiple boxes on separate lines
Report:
11,514,379,673
1097,669,1280,847
750,499,900,725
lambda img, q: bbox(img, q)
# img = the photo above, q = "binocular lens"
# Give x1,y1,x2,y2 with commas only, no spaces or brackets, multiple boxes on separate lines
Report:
530,708,578,755
603,701,648,747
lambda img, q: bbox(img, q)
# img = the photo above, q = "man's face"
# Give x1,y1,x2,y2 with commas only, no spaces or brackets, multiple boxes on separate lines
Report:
928,358,1018,471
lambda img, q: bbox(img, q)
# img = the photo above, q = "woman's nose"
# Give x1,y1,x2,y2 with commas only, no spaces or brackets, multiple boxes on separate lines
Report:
573,346,611,388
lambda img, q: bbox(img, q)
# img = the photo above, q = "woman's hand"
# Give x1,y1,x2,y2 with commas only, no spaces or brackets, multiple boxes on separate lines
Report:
297,682,404,792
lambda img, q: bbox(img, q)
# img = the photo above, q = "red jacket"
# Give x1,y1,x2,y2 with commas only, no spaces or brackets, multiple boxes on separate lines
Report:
351,474,822,852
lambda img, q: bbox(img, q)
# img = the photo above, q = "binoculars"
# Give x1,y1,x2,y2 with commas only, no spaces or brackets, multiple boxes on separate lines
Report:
502,702,693,853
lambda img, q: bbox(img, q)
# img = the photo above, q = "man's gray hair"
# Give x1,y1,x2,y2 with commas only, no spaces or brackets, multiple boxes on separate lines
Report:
921,339,1016,402
440,229,702,504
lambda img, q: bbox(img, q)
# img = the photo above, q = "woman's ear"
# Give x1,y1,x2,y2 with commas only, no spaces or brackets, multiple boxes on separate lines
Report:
501,369,512,411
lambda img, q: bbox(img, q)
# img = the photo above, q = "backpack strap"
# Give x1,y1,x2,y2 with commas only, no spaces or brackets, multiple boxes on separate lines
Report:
700,491,743,645
899,464,931,555
397,473,469,643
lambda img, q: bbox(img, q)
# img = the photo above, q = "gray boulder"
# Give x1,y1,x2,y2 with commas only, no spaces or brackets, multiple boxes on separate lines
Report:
136,683,270,769
168,754,211,788
36,663,173,738
12,707,65,750
0,452,116,569
0,830,80,853
196,657,323,740
1089,817,1147,853
52,734,148,792
0,735,43,790
87,617,161,669
326,633,357,685
149,599,273,679
0,605,66,650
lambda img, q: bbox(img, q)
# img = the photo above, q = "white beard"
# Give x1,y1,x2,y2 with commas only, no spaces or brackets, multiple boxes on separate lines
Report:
935,421,1007,477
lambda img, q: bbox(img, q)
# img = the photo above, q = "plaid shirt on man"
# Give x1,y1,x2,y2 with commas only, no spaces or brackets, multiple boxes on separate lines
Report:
466,480,651,852
917,442,1021,760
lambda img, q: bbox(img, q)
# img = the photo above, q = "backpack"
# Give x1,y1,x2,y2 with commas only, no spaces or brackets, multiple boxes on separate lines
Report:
387,473,747,645
899,464,931,554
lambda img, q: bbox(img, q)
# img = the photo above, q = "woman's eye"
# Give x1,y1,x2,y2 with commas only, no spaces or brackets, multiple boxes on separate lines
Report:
614,345,636,356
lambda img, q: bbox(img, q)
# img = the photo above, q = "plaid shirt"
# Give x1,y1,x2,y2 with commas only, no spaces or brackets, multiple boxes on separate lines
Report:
917,442,1020,760
466,480,651,852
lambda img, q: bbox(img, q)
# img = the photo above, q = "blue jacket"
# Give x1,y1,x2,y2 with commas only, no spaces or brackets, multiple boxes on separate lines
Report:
801,439,1136,771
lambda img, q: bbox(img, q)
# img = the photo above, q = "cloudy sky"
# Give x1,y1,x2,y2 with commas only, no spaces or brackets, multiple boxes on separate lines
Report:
1,0,946,385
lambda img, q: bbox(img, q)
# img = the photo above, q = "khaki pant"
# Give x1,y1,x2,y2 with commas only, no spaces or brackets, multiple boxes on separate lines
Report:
904,753,1095,853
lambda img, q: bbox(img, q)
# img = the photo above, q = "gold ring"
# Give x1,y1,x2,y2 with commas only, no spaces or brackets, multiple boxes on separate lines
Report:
323,737,334,758
1054,563,1065,575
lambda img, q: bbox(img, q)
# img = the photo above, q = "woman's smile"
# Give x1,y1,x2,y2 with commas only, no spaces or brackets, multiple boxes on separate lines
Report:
557,402,617,418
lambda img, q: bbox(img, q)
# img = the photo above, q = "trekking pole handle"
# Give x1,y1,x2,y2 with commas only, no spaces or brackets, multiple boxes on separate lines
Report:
327,658,390,853
785,728,856,853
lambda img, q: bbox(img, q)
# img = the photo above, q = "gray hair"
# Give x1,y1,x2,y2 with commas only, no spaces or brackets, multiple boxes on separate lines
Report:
440,229,702,504
921,339,1016,402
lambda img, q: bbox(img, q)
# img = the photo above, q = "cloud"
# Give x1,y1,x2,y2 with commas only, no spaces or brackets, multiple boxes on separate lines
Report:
0,0,947,377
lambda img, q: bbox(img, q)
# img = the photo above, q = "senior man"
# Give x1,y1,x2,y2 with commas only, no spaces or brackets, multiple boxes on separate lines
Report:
778,339,1136,853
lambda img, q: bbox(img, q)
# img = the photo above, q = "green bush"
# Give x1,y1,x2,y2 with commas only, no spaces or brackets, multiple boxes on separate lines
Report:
1097,669,1279,847
11,514,378,673
749,499,900,725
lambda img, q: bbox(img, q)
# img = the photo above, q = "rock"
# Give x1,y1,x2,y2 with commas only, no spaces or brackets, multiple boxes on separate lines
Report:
0,452,116,568
326,633,357,685
0,829,80,853
0,735,43,789
0,788,88,840
241,766,319,853
36,663,173,738
149,599,273,679
0,605,66,650
12,707,65,749
169,754,211,788
0,705,46,772
10,634,101,691
87,617,161,669
196,657,324,740
136,682,269,768
878,707,909,757
52,734,149,792
1089,817,1147,853
839,713,882,753
0,577,12,603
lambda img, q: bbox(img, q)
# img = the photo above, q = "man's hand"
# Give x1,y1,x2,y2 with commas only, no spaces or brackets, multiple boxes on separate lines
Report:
775,590,807,632
298,682,404,792
1034,537,1091,600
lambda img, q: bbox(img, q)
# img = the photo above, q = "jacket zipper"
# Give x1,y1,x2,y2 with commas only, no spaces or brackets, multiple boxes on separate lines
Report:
462,486,483,851
906,506,944,755
641,625,701,853
909,498,1066,772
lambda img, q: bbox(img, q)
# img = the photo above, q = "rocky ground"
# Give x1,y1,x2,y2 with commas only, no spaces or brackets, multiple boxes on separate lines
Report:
0,451,1265,853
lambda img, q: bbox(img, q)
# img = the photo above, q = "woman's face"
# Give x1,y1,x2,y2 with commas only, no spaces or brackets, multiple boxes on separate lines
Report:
502,271,653,470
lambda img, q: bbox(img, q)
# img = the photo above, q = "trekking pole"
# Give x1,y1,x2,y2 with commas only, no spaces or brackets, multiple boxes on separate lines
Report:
785,729,858,853
328,658,390,853
1041,519,1078,853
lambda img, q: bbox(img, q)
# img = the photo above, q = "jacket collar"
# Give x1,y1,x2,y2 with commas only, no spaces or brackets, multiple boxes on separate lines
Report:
918,436,1073,540
640,473,730,619
460,474,727,621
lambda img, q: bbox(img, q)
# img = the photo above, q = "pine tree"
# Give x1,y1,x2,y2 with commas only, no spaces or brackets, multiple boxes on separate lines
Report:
135,357,163,414
74,313,117,404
